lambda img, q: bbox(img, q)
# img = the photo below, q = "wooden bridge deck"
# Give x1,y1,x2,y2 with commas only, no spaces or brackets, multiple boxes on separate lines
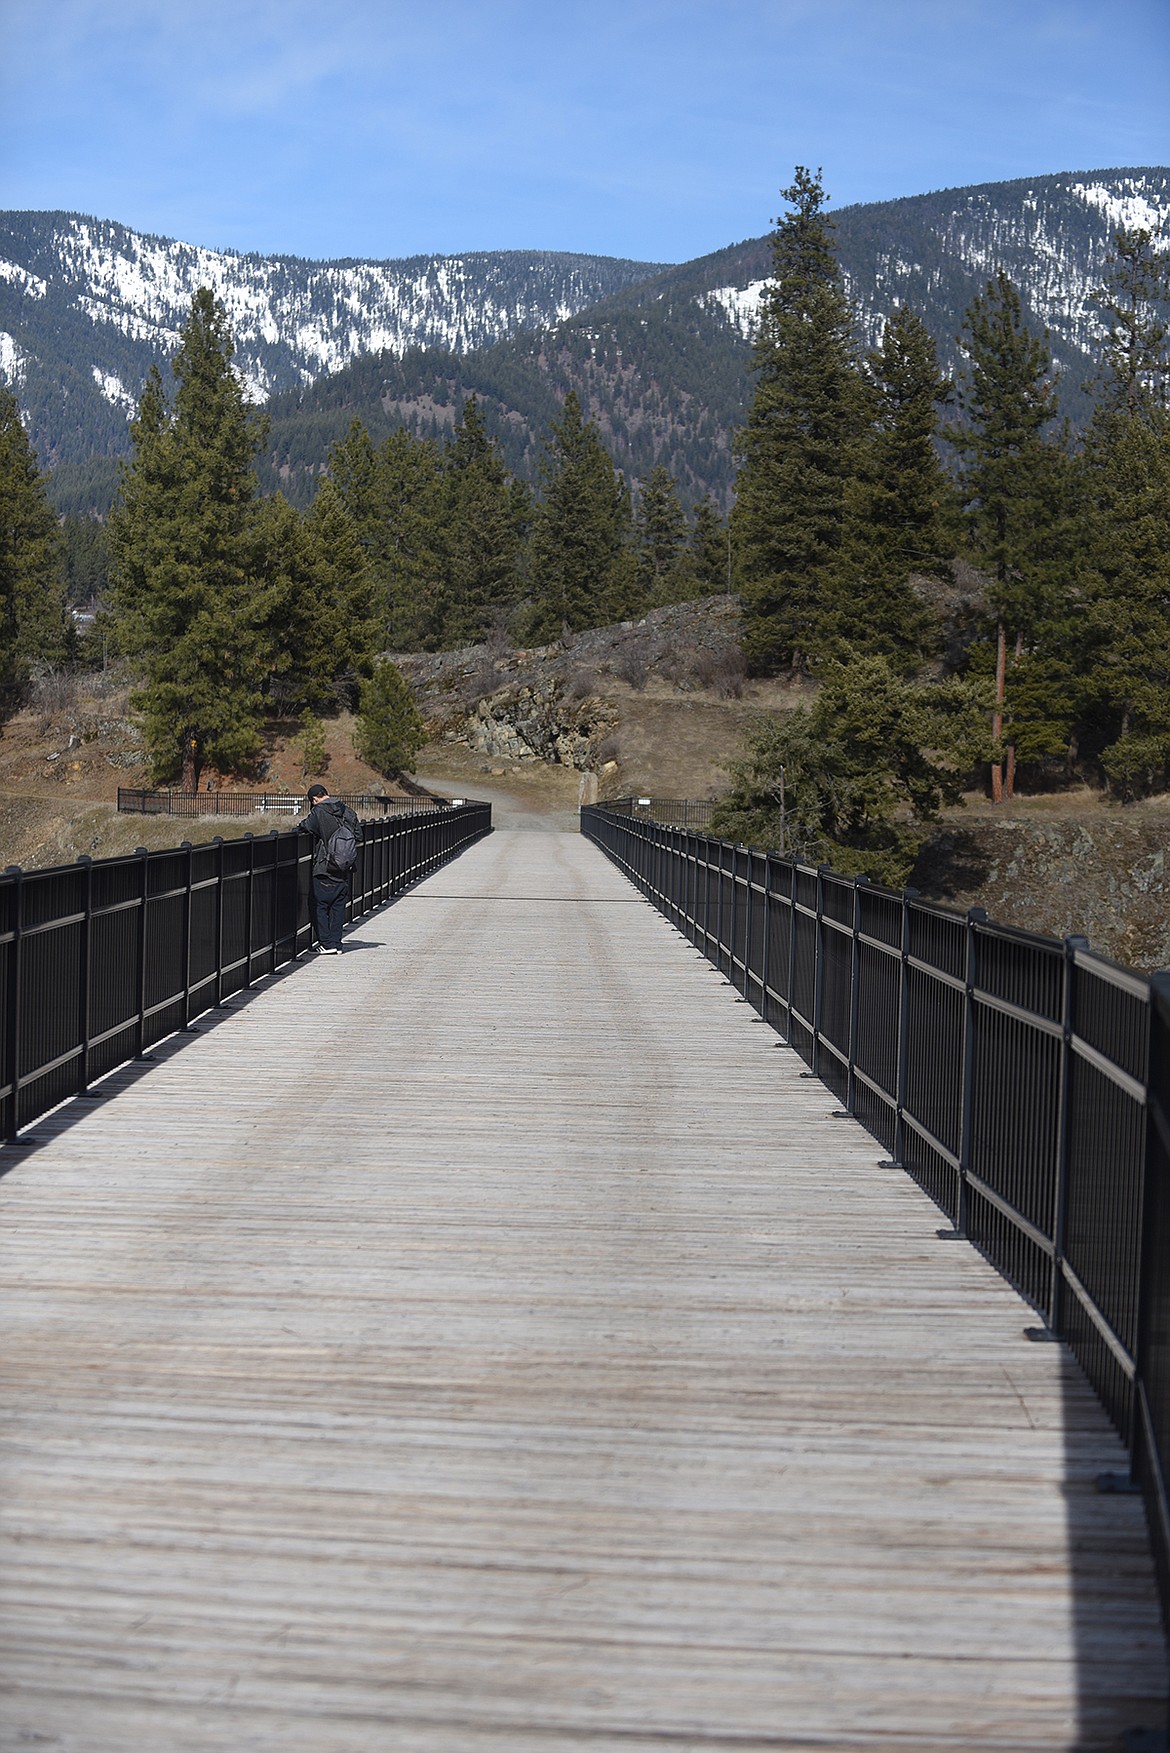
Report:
0,829,1164,1752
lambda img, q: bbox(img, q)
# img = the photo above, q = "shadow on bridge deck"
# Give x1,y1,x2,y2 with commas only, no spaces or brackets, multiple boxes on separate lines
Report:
0,829,1164,1751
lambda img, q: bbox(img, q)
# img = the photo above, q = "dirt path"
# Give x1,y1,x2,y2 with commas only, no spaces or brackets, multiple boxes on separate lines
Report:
415,767,584,833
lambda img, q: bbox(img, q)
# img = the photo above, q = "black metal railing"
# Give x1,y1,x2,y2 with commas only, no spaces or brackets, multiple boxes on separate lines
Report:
600,796,718,829
582,799,1170,1624
0,802,491,1142
117,787,451,817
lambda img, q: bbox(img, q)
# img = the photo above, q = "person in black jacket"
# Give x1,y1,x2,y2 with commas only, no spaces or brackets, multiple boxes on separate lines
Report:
297,783,360,954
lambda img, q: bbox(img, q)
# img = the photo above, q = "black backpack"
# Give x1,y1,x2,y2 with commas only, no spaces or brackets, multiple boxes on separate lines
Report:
322,808,359,875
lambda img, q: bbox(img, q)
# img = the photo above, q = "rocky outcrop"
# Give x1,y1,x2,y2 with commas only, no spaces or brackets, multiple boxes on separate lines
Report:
459,681,618,771
914,814,1170,973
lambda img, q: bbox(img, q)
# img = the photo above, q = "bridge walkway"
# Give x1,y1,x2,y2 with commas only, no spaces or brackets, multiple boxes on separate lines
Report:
0,829,1164,1751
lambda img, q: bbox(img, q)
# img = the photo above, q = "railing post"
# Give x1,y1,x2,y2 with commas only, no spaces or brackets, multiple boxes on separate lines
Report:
243,833,255,989
179,841,194,1028
811,866,828,1077
268,829,280,966
759,853,772,1023
213,836,225,1005
953,905,988,1238
890,888,918,1169
1048,934,1090,1335
134,846,150,1058
845,876,869,1115
77,855,93,1092
4,866,23,1141
785,863,798,1046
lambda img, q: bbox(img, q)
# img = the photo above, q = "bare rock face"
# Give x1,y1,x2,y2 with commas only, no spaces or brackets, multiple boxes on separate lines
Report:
397,595,745,780
914,814,1170,973
463,681,618,770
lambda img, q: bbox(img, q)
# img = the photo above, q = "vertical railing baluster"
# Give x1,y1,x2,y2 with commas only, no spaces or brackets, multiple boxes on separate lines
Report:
890,889,917,1169
243,832,255,989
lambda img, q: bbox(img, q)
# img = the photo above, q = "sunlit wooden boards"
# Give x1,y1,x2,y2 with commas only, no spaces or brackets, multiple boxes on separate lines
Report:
0,829,1164,1751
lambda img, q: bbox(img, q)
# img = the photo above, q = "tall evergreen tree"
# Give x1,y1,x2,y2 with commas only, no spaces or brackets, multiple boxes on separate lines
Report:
950,272,1074,799
529,391,635,638
731,167,872,673
0,385,71,693
109,290,271,788
376,428,445,650
840,303,955,664
437,395,524,645
634,464,693,604
1091,226,1170,419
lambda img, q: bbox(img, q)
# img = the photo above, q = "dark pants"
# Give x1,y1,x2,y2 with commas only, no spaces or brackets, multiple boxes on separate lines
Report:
312,875,348,949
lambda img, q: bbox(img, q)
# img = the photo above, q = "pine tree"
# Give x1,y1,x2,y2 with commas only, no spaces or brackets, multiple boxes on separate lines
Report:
731,167,872,673
634,465,695,604
0,385,71,694
109,291,271,789
529,391,635,638
352,660,426,776
327,418,392,636
689,497,729,594
950,272,1074,799
376,429,445,649
1091,226,1170,419
302,477,380,695
711,655,987,885
840,303,954,664
437,395,523,645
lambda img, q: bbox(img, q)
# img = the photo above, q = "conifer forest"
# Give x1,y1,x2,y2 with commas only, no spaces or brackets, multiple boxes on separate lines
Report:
1,167,1169,865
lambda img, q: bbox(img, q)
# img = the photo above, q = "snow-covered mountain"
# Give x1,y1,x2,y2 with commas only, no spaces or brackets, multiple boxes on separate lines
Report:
255,167,1170,516
0,211,666,478
2,168,1168,514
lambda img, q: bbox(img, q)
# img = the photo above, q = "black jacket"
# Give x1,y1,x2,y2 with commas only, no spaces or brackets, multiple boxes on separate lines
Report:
297,798,360,880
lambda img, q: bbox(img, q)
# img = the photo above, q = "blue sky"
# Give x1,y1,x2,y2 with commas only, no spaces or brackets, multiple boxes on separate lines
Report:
2,0,1168,264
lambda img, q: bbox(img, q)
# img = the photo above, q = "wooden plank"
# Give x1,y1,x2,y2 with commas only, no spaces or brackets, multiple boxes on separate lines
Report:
0,828,1165,1752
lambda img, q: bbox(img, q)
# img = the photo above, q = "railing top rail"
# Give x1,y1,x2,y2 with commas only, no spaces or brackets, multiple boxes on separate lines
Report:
584,798,1151,997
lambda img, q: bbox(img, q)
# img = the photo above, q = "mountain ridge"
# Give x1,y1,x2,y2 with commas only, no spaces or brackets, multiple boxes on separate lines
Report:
2,167,1168,514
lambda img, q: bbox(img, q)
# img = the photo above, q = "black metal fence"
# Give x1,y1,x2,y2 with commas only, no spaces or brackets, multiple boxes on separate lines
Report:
117,788,451,817
0,802,490,1143
600,796,718,829
582,799,1170,1624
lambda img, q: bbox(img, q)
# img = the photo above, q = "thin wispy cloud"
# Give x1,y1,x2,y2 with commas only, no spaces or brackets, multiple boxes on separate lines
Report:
2,0,1167,260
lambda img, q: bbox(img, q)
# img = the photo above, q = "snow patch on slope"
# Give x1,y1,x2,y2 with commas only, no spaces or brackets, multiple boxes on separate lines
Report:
0,332,28,386
0,259,46,299
706,280,768,337
91,367,137,416
1073,182,1168,235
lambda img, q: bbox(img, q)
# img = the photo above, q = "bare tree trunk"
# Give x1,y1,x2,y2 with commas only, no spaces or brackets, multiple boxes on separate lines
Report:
1004,631,1024,801
180,728,200,796
991,618,1006,805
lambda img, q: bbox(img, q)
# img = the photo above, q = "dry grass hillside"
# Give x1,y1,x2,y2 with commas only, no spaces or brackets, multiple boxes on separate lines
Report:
0,670,419,871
